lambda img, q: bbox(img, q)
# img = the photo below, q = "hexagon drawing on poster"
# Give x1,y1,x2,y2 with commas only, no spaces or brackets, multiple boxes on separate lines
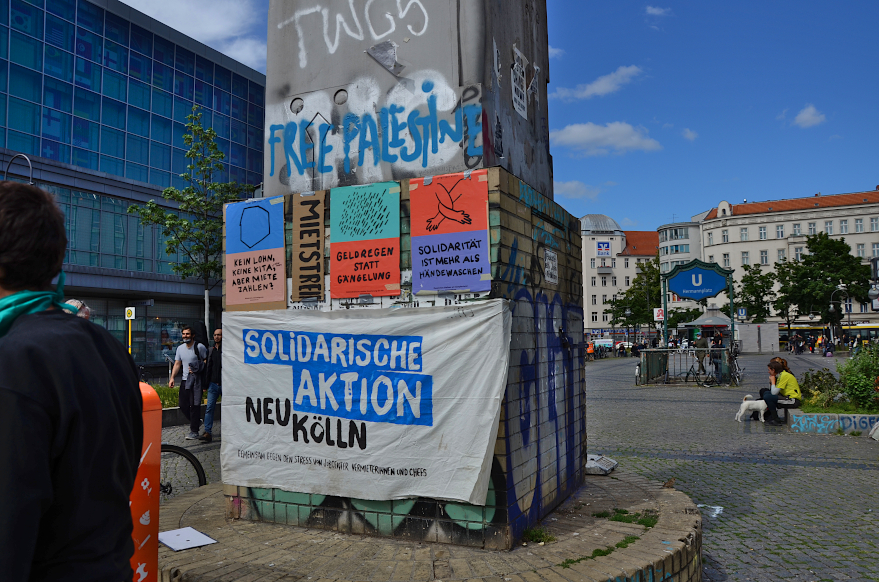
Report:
240,206,271,249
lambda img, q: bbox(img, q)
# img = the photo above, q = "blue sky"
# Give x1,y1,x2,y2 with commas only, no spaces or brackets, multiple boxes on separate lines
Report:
122,1,879,230
546,2,879,228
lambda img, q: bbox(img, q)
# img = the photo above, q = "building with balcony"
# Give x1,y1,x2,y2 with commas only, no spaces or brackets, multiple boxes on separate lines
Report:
0,0,265,366
580,214,659,336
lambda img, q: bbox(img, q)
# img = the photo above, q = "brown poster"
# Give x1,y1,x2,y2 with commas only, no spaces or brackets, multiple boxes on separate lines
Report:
289,191,326,302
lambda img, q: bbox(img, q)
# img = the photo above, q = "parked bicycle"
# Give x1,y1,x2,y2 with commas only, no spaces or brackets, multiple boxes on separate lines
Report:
138,365,153,384
159,444,206,503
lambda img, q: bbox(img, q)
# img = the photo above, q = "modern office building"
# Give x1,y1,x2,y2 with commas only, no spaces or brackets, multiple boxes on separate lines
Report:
0,0,265,366
657,220,703,311
580,214,659,337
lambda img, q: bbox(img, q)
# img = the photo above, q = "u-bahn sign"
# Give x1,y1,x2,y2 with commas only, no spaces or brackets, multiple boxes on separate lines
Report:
666,260,732,300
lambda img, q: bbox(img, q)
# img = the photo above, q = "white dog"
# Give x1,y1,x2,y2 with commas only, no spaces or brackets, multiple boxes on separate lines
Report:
735,394,767,422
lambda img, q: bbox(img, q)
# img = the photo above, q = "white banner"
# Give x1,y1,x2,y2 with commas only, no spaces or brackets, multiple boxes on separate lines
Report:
221,299,511,505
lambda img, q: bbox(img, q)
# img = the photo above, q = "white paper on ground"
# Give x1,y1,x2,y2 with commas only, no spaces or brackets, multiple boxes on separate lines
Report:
158,527,217,551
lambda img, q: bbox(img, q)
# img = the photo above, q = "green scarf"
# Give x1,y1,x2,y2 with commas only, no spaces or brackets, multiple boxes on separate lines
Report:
0,271,70,338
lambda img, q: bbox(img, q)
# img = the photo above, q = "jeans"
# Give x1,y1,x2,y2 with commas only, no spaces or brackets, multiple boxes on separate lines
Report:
178,379,202,434
204,382,222,434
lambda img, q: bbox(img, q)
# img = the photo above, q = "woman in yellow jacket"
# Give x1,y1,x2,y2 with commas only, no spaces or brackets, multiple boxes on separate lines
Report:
763,359,802,425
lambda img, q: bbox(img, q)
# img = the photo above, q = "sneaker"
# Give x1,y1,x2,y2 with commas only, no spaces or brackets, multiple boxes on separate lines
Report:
185,432,199,440
765,418,784,426
199,432,212,443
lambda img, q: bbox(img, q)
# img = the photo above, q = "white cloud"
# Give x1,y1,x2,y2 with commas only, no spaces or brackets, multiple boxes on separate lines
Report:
119,0,266,71
548,45,565,59
792,104,826,128
620,217,637,227
681,128,698,141
550,122,662,156
554,180,600,200
776,108,788,120
550,65,643,101
645,6,672,16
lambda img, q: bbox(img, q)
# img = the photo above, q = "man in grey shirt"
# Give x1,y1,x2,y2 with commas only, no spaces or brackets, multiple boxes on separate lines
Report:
169,325,207,439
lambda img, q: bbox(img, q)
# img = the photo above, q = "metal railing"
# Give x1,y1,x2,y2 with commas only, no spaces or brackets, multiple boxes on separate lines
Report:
638,347,731,385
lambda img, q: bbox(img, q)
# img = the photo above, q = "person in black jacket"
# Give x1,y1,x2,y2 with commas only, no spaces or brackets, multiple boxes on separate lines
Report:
201,328,222,443
0,182,143,581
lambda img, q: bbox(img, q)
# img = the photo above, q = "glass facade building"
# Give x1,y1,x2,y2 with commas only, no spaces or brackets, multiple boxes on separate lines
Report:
0,0,264,189
1,0,265,367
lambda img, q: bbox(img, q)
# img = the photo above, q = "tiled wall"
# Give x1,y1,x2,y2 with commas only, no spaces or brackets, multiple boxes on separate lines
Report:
225,168,585,548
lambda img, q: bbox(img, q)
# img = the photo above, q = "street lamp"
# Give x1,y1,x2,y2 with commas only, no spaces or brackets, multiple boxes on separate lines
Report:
625,306,632,348
828,285,851,345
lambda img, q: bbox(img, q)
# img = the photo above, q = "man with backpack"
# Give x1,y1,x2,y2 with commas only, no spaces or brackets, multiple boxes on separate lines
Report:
169,325,208,439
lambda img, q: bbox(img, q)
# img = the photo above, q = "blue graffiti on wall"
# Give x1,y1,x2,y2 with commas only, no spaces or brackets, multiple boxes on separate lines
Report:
502,284,585,539
267,81,483,177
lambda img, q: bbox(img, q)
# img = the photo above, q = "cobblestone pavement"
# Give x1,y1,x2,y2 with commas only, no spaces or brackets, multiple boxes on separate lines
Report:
162,420,223,487
586,352,879,582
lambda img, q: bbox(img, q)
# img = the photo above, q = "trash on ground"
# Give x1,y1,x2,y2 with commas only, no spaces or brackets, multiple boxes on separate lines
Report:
585,454,618,475
696,505,724,518
158,527,217,551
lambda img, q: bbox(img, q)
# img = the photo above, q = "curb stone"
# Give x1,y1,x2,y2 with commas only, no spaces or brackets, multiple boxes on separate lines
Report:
158,468,701,582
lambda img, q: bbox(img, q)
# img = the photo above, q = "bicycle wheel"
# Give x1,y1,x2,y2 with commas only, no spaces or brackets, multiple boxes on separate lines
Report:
140,370,154,384
160,444,206,503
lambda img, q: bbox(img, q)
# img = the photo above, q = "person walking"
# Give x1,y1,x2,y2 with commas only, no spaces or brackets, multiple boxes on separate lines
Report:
200,328,222,443
0,182,143,581
694,332,710,374
169,325,208,440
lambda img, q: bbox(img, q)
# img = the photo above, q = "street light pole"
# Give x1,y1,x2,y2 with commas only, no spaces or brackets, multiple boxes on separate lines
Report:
828,285,851,346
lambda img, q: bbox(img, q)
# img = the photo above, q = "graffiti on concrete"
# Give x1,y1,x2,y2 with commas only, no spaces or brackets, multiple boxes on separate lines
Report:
278,0,430,69
837,415,879,433
790,414,838,434
266,72,483,192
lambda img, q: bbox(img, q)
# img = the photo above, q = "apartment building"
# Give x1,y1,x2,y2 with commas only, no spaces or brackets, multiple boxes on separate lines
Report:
657,220,703,312
581,214,659,333
700,186,879,321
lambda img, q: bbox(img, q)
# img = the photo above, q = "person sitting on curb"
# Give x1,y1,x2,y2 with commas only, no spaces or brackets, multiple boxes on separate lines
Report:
762,359,802,426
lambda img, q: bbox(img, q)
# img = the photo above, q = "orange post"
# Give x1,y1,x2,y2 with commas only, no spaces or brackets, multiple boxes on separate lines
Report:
130,382,161,582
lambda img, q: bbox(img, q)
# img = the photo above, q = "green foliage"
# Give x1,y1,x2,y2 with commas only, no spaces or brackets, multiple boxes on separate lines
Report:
667,307,702,329
152,384,178,408
591,510,611,518
836,343,879,411
606,256,661,329
736,263,776,322
772,258,798,327
799,368,844,409
559,547,615,568
785,233,871,326
521,527,555,543
616,535,640,549
128,106,245,294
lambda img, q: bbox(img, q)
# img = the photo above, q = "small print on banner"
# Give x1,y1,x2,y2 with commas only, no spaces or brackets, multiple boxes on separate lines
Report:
290,191,326,303
225,196,286,309
330,182,401,299
410,170,491,294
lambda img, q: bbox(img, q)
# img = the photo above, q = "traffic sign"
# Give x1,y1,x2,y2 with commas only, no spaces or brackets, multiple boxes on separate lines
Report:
125,307,136,320
653,308,665,321
737,307,747,318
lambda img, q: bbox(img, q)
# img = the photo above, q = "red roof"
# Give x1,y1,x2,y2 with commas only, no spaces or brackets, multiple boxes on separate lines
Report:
619,231,659,256
704,188,879,220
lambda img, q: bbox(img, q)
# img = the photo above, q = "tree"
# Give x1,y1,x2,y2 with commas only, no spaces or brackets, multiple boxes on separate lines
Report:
605,256,662,339
735,263,776,322
128,106,245,331
772,258,799,328
667,307,702,329
787,233,871,327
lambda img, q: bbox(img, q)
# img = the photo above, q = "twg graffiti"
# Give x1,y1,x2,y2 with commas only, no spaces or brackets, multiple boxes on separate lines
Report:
278,0,430,69
266,72,483,193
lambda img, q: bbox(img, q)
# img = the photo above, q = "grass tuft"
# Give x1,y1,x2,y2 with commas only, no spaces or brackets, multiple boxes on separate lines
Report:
615,535,640,549
521,527,556,544
559,547,615,568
